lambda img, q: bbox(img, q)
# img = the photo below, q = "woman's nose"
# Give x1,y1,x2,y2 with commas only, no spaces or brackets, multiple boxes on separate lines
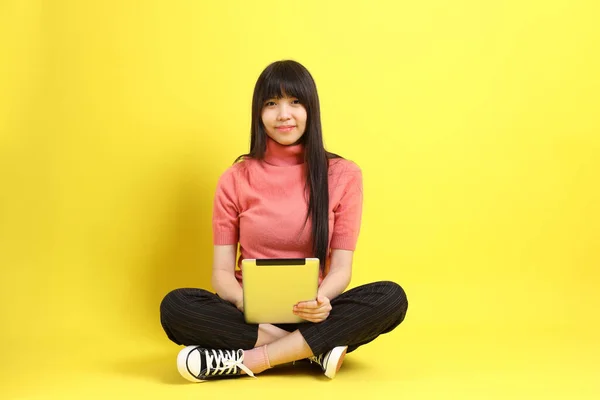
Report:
277,104,291,120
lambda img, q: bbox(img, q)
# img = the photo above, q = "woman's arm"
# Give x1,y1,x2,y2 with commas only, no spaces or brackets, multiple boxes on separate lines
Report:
317,248,353,300
293,249,353,322
211,244,244,310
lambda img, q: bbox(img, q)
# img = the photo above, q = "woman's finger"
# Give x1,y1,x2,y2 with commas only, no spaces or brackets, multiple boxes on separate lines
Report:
294,305,331,315
294,307,318,314
295,311,330,322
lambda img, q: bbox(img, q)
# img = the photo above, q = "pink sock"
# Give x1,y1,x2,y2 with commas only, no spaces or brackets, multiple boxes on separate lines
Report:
243,345,272,375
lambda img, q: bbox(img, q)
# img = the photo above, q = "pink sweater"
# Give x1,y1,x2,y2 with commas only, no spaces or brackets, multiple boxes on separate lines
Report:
212,138,363,284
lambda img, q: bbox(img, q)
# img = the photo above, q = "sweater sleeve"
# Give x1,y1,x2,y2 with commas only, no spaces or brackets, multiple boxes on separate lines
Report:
212,166,240,245
330,164,363,251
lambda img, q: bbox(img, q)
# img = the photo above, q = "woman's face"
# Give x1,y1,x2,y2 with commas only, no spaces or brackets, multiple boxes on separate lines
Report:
261,95,307,146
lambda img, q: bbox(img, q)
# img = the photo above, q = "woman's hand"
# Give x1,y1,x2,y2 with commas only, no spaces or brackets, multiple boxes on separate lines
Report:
293,296,332,323
235,297,244,312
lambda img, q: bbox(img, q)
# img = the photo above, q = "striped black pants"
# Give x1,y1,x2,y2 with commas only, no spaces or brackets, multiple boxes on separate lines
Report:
160,281,408,356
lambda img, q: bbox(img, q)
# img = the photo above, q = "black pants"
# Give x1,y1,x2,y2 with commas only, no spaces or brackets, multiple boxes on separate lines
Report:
160,281,408,356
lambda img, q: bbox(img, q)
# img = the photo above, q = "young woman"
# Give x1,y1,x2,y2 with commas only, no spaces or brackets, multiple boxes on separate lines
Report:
160,60,408,382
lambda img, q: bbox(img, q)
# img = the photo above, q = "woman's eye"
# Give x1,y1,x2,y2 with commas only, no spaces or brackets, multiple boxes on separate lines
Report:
291,99,301,105
265,101,276,107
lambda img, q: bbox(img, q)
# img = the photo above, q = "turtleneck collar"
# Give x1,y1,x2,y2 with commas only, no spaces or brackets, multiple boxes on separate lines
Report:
263,137,305,166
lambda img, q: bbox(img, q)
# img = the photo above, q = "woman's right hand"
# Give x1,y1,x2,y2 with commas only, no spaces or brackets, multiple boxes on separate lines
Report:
235,297,244,312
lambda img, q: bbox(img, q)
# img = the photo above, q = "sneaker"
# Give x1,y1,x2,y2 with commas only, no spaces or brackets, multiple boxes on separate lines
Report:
177,346,255,382
309,346,348,379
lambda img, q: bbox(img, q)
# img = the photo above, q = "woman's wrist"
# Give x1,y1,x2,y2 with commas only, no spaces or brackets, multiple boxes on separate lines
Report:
318,271,350,301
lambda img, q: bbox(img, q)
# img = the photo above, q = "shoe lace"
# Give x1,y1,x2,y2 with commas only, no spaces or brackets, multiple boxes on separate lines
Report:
203,349,255,378
308,353,324,366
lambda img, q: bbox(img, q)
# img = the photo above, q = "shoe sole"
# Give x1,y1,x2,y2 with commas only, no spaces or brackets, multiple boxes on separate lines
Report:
324,346,347,379
177,346,206,383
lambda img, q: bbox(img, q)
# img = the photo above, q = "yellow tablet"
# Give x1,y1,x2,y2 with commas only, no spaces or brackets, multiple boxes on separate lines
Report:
241,258,320,324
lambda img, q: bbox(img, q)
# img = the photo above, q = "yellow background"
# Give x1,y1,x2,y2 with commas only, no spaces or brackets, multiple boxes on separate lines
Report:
1,0,599,398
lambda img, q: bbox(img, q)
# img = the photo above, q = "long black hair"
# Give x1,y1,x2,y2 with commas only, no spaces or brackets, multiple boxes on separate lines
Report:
236,60,340,269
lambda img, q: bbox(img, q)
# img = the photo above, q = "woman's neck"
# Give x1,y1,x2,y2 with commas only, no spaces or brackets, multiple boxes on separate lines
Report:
263,137,305,166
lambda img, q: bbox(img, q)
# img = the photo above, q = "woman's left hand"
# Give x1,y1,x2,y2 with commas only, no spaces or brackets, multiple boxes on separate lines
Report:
293,296,332,323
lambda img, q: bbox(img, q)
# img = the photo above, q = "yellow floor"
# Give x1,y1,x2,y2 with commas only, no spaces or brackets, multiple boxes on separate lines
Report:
2,322,598,400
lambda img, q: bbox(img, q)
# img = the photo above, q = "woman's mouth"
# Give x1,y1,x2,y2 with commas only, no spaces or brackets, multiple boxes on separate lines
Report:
276,125,295,132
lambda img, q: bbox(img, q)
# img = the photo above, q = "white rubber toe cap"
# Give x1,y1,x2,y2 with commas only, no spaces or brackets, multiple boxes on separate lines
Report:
177,346,204,382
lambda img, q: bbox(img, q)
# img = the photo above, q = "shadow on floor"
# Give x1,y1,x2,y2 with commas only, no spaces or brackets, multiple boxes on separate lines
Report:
107,352,367,384
109,352,187,385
